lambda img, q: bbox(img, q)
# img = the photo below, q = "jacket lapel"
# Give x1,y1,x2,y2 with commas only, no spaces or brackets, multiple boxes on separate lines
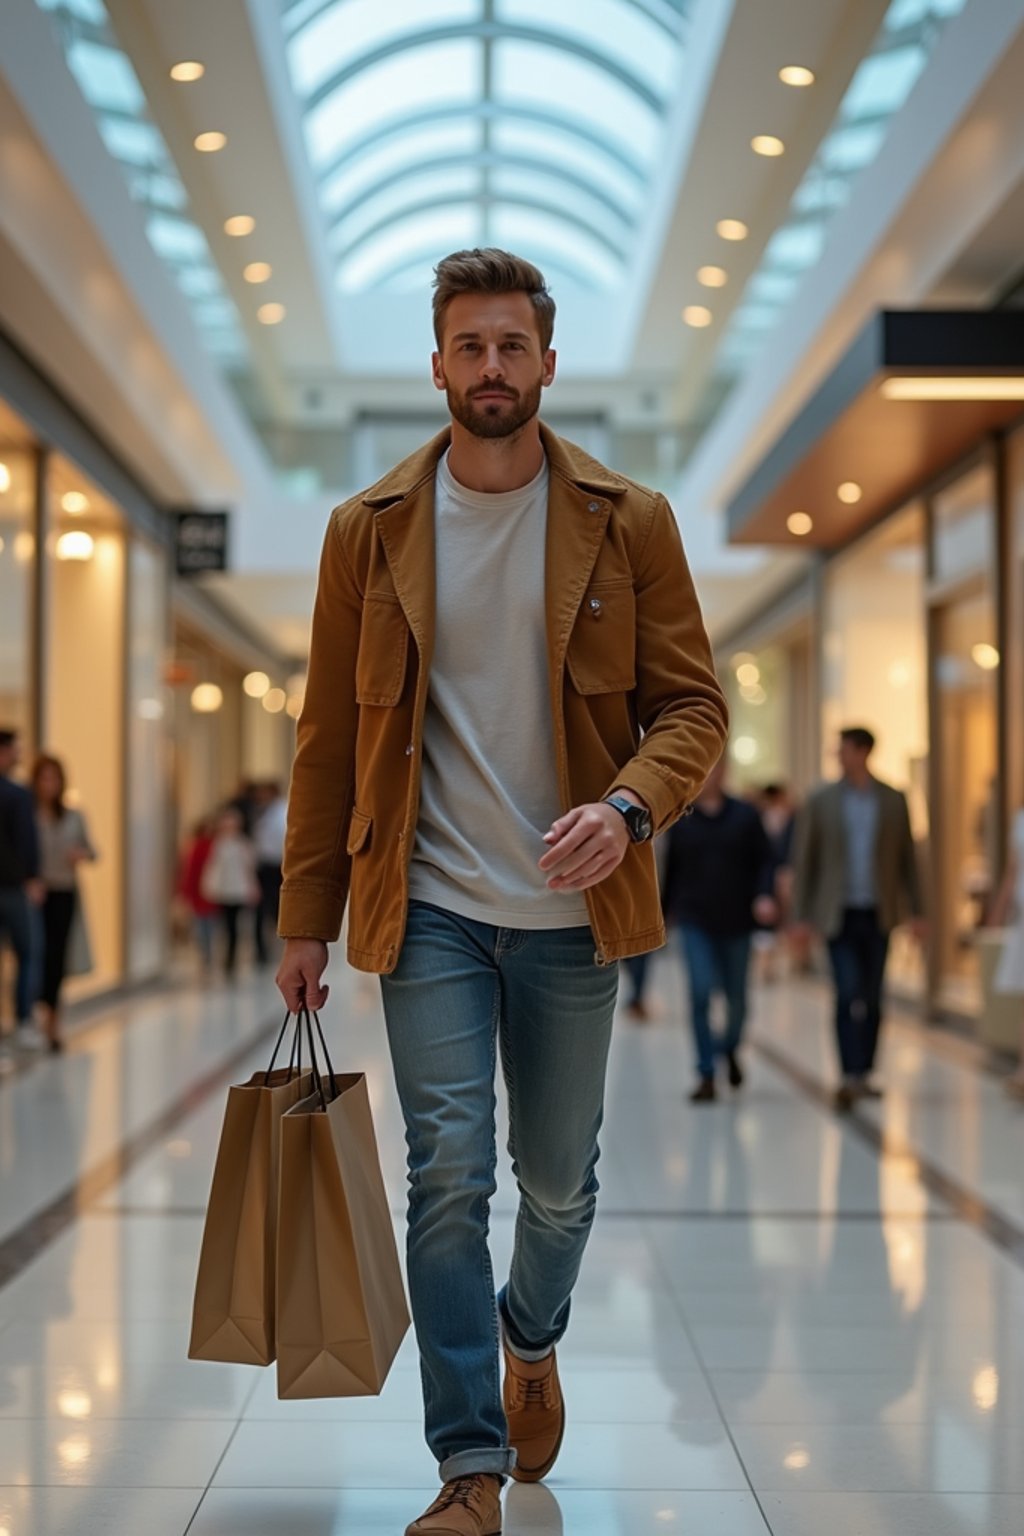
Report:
541,423,624,683
365,433,447,671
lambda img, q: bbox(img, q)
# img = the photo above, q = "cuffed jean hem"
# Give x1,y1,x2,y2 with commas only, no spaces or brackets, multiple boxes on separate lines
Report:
498,1301,557,1364
439,1448,517,1482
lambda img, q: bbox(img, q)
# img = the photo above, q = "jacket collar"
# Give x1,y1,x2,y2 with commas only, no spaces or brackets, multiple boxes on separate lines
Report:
362,421,630,507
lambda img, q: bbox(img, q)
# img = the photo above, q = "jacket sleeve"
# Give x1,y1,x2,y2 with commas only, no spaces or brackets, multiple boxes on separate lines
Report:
606,494,728,834
278,510,362,941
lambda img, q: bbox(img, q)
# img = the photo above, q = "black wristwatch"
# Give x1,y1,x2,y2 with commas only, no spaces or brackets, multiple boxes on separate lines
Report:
604,794,653,843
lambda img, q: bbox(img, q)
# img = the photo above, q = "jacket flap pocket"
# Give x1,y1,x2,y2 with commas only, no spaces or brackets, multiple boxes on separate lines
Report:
566,579,636,695
355,596,409,706
346,809,372,855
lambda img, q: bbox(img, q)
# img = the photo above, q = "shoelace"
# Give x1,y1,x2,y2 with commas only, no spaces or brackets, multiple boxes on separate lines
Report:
511,1373,555,1411
434,1477,488,1514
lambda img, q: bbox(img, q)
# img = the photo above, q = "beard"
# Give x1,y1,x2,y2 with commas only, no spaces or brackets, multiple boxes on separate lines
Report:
446,377,543,440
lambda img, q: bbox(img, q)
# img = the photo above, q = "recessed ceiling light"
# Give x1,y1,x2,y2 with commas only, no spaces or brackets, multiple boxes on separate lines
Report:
779,65,815,87
191,683,224,714
262,687,287,714
697,265,728,288
61,491,89,514
170,61,204,82
224,215,255,237
971,643,1000,671
881,376,1024,401
243,262,272,284
837,481,862,504
55,530,94,561
257,302,286,325
682,305,713,328
787,512,813,536
716,218,748,241
194,131,227,153
752,135,785,157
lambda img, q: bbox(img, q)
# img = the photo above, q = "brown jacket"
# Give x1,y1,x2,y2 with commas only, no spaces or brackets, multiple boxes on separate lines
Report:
792,776,924,939
279,424,727,972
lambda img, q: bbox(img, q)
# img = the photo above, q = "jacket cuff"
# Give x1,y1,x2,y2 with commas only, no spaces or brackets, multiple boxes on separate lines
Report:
605,759,690,835
277,882,346,943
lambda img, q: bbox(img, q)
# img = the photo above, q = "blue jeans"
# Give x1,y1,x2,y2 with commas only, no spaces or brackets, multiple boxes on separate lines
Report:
827,907,889,1078
679,925,752,1079
0,887,40,1024
380,900,618,1481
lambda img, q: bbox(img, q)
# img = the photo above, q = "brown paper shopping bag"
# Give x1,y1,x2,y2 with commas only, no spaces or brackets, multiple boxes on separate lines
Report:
189,1014,312,1365
275,1016,410,1397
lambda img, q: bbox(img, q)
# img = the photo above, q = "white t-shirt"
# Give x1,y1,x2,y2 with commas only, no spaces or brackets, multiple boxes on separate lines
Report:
408,450,590,930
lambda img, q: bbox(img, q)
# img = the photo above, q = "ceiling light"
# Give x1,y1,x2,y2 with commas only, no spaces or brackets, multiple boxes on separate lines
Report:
837,481,862,504
0,462,10,493
971,643,1000,671
194,131,227,153
224,214,255,237
286,694,304,720
716,218,748,241
787,512,813,536
55,531,94,561
243,262,272,284
732,736,759,765
881,376,1024,401
752,135,785,157
13,531,34,562
257,302,286,325
191,683,224,714
682,305,713,328
736,663,760,687
243,670,270,698
170,61,205,82
779,65,815,87
262,687,286,714
697,265,728,288
61,490,89,514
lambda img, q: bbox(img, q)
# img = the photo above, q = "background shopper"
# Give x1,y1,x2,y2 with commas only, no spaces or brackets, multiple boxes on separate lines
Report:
0,726,43,1056
663,753,777,1102
177,817,218,974
200,807,259,976
792,726,925,1109
252,780,287,966
31,754,97,1052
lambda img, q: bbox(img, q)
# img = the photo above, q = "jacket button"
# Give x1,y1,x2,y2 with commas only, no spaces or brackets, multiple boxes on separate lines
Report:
588,598,603,618
587,500,601,513
405,742,415,755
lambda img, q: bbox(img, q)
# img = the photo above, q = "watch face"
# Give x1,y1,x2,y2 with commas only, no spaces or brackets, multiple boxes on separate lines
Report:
631,808,653,842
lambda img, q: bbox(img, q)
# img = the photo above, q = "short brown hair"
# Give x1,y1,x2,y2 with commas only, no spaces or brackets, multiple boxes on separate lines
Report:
31,753,67,818
432,248,555,351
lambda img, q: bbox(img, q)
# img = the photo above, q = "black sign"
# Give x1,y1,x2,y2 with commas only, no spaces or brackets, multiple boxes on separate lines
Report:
174,511,229,576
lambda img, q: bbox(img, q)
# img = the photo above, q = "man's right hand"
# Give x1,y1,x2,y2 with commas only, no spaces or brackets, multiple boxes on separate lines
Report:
276,938,330,1013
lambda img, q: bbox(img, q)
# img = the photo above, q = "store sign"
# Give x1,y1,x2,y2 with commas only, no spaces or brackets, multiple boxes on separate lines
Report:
174,510,229,576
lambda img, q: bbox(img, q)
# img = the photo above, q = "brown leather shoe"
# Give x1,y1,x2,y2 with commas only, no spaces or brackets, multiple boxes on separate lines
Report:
405,1475,502,1536
503,1342,565,1483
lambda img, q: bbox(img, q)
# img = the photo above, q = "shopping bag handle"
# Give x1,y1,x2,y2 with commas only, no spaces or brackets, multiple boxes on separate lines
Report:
297,1005,339,1110
264,1010,305,1083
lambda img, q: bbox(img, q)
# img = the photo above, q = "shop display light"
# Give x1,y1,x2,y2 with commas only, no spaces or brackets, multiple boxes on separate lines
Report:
61,490,89,514
55,531,94,561
13,531,34,562
286,694,304,720
191,683,224,713
262,687,286,714
243,670,271,698
971,643,999,671
881,377,1024,401
0,461,10,493
736,662,760,687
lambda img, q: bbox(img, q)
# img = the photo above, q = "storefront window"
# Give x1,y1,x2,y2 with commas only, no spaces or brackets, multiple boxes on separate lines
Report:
822,504,928,996
0,402,37,746
930,461,998,1015
127,537,170,981
44,455,126,997
723,646,787,791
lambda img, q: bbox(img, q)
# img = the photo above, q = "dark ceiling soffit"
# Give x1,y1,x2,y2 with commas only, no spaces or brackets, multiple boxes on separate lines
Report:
725,310,1024,542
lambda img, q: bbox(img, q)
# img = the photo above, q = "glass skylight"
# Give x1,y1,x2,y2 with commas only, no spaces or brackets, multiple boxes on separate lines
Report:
35,0,249,366
282,0,689,293
715,0,967,380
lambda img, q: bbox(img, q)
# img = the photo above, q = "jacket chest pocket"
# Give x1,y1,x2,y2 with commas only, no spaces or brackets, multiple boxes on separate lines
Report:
566,579,636,695
355,596,409,706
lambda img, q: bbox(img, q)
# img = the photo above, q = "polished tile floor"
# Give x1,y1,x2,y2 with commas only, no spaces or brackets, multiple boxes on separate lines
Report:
0,949,1022,1534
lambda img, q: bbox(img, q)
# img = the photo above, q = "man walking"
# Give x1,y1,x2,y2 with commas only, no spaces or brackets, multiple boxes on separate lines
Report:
792,727,924,1110
276,249,726,1536
0,727,43,1057
663,755,777,1102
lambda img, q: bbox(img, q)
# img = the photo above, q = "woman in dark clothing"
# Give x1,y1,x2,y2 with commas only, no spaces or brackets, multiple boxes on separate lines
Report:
31,755,97,1051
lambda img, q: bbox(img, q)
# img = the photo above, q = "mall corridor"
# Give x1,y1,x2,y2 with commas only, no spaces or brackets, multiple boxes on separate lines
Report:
0,960,1022,1536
